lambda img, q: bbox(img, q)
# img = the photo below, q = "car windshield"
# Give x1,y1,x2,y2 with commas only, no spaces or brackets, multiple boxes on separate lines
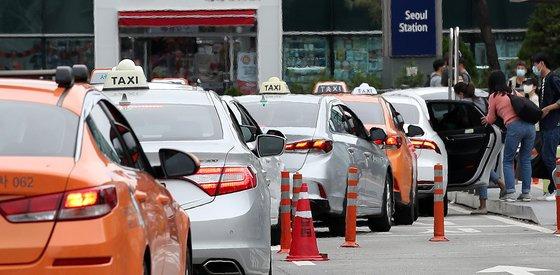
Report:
391,103,420,124
242,101,319,128
116,104,223,141
343,101,385,125
0,101,78,156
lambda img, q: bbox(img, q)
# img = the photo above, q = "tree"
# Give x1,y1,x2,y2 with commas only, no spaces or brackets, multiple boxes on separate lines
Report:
518,4,560,70
473,0,500,71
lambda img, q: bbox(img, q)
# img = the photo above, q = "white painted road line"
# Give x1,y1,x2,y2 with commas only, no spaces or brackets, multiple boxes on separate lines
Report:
293,261,316,266
449,204,471,214
485,215,554,234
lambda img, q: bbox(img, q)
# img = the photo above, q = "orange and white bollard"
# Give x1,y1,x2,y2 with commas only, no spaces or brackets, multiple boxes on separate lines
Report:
278,171,292,253
555,160,560,235
292,173,302,217
342,167,359,248
430,163,448,242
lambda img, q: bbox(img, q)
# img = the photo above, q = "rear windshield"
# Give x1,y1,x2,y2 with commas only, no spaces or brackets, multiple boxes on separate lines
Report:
391,103,420,124
343,101,385,125
0,101,78,156
116,104,222,141
242,102,319,128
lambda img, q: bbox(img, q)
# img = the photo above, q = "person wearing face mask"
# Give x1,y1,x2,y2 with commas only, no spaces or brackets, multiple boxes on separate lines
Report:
454,82,505,213
532,52,560,201
508,60,527,91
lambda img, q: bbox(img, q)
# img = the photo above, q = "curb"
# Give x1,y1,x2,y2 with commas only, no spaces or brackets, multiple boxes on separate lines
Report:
449,191,541,224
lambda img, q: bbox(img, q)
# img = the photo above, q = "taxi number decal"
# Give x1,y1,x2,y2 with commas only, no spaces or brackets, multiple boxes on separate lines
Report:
0,176,34,189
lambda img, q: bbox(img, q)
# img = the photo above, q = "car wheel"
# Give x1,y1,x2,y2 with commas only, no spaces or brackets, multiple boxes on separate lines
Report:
367,175,393,232
394,182,415,225
327,214,346,237
185,243,192,275
413,187,419,221
269,254,273,275
143,258,150,275
271,218,281,246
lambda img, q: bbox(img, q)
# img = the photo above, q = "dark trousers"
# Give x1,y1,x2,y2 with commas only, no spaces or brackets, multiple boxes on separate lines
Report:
541,127,560,193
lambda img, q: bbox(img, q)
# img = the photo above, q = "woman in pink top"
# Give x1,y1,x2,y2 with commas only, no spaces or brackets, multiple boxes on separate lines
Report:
482,70,536,202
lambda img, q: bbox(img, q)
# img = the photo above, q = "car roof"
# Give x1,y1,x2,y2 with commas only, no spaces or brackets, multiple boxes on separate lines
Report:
392,86,489,99
98,83,214,105
332,94,382,103
236,94,332,104
0,78,90,115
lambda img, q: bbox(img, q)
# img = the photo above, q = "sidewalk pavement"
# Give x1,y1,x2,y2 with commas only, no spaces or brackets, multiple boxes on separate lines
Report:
449,183,557,226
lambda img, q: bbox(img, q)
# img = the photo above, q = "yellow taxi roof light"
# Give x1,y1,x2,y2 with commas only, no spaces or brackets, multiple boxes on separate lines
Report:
102,59,149,91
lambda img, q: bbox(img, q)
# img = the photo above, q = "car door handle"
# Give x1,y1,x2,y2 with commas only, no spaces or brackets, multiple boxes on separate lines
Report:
348,147,356,154
364,152,372,158
156,194,171,204
134,191,148,202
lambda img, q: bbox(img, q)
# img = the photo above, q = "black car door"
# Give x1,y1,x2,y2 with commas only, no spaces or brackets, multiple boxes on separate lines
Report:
426,100,501,189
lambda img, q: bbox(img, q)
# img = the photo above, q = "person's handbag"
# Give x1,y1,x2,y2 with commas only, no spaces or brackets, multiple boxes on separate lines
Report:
508,93,542,124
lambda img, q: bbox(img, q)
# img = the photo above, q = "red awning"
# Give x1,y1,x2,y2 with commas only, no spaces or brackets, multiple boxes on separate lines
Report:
119,10,256,27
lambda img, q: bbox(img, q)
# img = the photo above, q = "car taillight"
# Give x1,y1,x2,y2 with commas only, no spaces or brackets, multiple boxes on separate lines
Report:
410,139,441,154
384,136,402,149
285,140,333,153
0,186,117,223
187,167,256,196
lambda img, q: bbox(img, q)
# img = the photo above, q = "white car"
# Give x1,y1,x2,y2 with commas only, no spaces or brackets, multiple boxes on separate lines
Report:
221,95,286,244
383,87,502,214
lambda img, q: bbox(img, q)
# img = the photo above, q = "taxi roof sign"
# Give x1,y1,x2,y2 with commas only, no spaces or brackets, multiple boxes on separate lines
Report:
351,83,377,95
259,77,290,94
313,81,349,94
102,59,148,90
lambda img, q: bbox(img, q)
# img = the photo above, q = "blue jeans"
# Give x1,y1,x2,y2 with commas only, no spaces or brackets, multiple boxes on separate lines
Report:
478,170,499,200
541,127,560,193
503,120,536,194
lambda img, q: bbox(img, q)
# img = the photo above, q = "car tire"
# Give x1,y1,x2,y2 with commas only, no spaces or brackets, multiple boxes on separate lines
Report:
271,221,281,246
367,175,393,232
413,186,419,221
269,254,273,275
394,182,415,225
143,258,150,275
186,239,192,275
419,195,434,216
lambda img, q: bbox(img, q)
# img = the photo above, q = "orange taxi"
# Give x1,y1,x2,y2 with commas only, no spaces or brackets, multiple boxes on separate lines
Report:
334,93,419,225
0,66,196,274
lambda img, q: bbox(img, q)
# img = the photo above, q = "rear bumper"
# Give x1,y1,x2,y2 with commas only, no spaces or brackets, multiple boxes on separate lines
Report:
187,188,270,275
0,211,146,275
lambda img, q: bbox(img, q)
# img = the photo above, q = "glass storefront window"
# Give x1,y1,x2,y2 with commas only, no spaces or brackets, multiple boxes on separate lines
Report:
333,36,382,80
0,38,43,70
0,1,42,34
283,36,330,91
120,34,257,94
45,38,94,69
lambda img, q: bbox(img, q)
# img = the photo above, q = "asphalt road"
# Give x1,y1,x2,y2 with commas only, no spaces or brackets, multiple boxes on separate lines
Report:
272,204,560,275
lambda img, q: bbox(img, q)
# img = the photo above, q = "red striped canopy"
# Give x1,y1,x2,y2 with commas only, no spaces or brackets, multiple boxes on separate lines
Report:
118,10,256,27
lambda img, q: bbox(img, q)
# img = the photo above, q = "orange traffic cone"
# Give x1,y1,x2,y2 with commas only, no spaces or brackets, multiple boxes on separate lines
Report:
285,183,329,261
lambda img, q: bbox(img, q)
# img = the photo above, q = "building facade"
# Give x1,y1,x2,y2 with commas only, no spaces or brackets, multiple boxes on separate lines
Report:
0,0,535,91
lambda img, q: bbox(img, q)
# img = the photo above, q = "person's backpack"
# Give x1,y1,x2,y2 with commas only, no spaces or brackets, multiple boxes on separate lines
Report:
507,92,542,124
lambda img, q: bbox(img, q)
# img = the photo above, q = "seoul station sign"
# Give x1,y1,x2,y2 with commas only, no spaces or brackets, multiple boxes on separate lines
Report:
391,0,436,57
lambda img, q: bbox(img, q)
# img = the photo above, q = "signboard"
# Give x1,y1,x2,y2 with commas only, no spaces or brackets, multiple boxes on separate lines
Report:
391,0,436,56
237,52,258,94
313,81,348,94
351,83,377,95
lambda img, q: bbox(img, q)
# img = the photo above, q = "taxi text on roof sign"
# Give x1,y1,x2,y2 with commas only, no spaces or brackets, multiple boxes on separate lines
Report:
102,59,149,90
313,81,349,94
351,83,377,95
259,77,291,94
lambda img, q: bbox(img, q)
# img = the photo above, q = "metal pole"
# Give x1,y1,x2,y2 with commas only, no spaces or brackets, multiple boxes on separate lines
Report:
448,28,453,100
453,27,460,89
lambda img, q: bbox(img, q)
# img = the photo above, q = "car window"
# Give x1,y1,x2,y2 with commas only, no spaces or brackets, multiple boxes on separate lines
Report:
329,105,347,133
391,102,420,124
102,102,151,171
116,104,223,141
86,103,126,165
428,102,483,132
242,101,320,128
340,105,369,139
342,101,385,125
0,100,78,157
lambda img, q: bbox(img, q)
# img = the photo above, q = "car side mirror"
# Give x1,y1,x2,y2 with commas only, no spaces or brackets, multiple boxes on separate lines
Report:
256,134,286,157
406,125,424,137
158,149,200,178
369,127,387,144
240,125,258,143
266,129,286,139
